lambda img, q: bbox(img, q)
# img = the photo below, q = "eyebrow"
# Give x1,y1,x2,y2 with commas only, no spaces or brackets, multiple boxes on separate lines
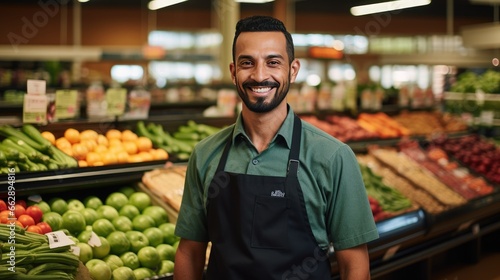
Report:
237,54,285,61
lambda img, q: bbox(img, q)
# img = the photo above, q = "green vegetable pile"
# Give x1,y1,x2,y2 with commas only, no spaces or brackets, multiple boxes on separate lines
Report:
359,163,413,213
451,70,500,93
0,124,78,174
136,120,222,161
0,223,81,279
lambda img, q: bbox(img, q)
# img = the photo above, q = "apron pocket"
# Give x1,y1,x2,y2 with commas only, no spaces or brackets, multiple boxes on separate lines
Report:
251,195,289,249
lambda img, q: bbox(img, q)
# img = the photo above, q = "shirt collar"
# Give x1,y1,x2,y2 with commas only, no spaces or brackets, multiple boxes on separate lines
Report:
232,105,295,150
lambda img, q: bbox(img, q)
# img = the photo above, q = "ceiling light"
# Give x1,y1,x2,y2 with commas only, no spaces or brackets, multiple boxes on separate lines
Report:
148,0,188,10
350,0,431,16
234,0,274,3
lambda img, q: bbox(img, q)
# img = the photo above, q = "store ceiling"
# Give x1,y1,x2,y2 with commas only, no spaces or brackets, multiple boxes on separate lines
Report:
13,0,500,19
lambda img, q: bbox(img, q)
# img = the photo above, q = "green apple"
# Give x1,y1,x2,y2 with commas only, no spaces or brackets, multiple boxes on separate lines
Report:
143,227,164,247
96,205,119,221
128,192,151,212
156,243,176,262
118,186,136,198
142,205,169,225
67,199,85,212
103,254,124,271
132,214,156,232
105,192,129,211
41,212,63,231
62,210,87,236
157,260,175,275
49,198,68,215
92,236,111,259
137,246,160,269
118,204,140,220
112,266,135,280
80,208,99,225
133,267,155,279
86,259,112,280
158,223,179,245
84,196,103,210
112,216,133,232
107,231,130,255
92,218,116,238
125,230,149,253
75,242,93,264
120,251,140,270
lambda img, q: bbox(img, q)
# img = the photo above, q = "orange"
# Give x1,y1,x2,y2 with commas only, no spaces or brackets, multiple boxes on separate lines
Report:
94,145,108,154
72,143,89,160
106,129,122,141
136,137,153,152
97,134,109,147
116,151,130,164
41,131,56,145
151,149,169,161
56,137,72,150
80,130,99,141
81,139,98,152
86,152,102,166
108,145,125,154
138,151,153,162
121,130,138,142
78,160,89,167
101,153,118,165
127,154,143,163
108,138,123,148
122,141,138,155
64,128,80,144
60,147,74,157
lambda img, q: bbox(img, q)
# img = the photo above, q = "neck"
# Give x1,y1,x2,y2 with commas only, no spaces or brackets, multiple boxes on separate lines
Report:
241,103,288,153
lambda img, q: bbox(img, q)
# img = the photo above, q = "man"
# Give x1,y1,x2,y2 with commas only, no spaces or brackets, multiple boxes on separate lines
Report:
174,15,379,279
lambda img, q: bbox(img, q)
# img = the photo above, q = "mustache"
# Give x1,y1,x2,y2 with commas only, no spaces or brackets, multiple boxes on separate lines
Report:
242,81,279,88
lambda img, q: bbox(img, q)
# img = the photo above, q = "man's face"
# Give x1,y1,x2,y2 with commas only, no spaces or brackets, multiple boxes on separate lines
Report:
230,31,300,113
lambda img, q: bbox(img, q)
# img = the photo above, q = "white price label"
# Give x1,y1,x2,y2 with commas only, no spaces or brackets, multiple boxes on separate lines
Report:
88,231,102,247
27,79,46,95
70,245,81,256
45,230,76,249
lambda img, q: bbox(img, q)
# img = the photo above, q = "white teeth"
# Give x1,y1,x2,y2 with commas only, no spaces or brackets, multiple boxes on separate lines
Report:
251,87,271,93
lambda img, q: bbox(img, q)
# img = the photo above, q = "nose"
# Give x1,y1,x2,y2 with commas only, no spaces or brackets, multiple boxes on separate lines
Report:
250,62,268,82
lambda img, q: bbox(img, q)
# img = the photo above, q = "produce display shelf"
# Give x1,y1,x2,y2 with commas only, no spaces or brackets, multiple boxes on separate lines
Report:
0,161,165,197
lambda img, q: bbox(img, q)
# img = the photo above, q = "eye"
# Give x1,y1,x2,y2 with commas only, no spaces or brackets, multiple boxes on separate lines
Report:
268,60,281,67
239,60,253,68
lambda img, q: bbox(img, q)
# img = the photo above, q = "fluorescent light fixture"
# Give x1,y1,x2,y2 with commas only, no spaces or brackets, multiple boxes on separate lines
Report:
235,0,274,3
350,0,431,16
148,0,188,10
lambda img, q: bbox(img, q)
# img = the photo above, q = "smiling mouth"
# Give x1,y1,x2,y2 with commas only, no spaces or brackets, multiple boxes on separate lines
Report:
249,87,273,93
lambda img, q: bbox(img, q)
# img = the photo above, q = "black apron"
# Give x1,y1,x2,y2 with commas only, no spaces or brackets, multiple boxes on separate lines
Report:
206,115,331,280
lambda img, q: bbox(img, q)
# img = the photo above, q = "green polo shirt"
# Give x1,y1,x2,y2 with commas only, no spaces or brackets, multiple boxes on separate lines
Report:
175,106,379,250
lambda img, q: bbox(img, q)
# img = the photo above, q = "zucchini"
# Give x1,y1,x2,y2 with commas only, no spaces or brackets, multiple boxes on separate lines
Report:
0,125,51,153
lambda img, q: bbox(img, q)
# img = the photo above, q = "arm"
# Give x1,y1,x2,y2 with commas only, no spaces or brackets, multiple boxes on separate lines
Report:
335,244,371,280
174,238,207,280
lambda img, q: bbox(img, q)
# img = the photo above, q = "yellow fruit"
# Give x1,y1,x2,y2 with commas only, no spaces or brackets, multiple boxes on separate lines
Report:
116,151,129,163
80,130,98,141
64,128,80,144
106,129,122,141
127,154,143,163
94,144,108,154
72,143,89,160
56,137,72,150
78,160,88,167
151,149,169,160
122,141,138,155
86,152,102,166
121,130,138,142
41,131,56,145
101,153,118,165
136,137,153,152
108,138,123,148
97,134,109,147
138,151,153,162
81,139,98,152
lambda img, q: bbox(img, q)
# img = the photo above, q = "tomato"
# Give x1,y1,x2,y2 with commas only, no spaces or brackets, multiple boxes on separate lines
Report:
16,200,27,208
26,225,43,234
18,214,35,227
25,205,43,223
36,222,52,234
0,210,12,224
0,200,7,212
14,204,26,218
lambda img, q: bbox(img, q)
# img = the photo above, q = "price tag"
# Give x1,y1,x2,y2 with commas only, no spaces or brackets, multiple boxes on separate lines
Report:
45,230,76,249
106,87,127,116
23,94,47,124
88,231,102,247
55,89,78,119
27,195,42,203
27,79,46,95
382,244,401,261
70,245,80,256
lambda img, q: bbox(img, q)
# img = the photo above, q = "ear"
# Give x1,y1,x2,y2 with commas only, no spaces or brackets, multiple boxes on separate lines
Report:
229,62,236,85
289,59,301,83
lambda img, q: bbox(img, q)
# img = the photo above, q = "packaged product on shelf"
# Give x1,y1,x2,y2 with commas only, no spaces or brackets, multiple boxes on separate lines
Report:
86,81,107,119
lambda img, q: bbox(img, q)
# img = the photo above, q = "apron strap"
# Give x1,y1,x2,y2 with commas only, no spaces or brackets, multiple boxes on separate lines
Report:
287,114,302,177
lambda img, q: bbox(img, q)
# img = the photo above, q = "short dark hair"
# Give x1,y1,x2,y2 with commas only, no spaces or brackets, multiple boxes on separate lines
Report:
232,15,295,64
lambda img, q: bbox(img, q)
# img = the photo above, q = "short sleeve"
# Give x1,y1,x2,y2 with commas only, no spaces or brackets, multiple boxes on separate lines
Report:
326,145,379,250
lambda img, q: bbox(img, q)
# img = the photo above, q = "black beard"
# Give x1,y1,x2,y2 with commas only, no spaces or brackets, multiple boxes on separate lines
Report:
236,80,289,113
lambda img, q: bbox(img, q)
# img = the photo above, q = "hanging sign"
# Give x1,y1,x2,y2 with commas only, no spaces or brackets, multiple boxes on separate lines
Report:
23,79,48,124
